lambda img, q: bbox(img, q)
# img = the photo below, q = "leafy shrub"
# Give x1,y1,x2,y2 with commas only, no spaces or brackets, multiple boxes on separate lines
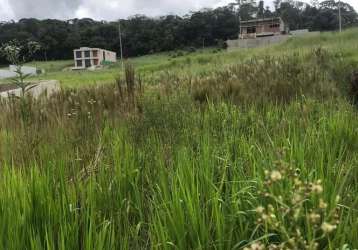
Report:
171,51,185,58
217,39,227,49
186,47,196,53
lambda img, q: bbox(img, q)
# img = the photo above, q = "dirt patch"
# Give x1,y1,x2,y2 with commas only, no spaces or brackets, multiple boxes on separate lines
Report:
0,83,18,92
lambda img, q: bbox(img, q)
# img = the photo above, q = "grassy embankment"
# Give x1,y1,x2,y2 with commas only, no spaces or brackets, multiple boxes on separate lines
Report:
8,27,355,88
0,28,357,249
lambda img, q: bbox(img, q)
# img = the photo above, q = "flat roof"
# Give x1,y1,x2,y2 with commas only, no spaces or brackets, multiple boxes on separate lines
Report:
240,17,282,24
74,48,116,53
74,47,100,51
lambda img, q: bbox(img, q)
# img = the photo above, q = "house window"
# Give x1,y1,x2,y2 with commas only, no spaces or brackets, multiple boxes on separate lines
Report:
247,26,256,34
269,24,280,28
85,59,91,67
76,60,83,67
92,50,98,57
94,59,99,65
84,50,91,57
76,51,82,58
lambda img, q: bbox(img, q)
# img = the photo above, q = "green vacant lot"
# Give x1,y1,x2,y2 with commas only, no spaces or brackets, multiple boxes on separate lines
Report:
13,28,356,88
0,29,358,249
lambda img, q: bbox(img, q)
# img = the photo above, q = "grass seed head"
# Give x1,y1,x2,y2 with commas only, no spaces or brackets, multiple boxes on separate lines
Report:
270,170,282,182
321,222,337,234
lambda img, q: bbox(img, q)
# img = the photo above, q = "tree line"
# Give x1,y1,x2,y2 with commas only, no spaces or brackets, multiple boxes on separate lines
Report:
0,0,357,63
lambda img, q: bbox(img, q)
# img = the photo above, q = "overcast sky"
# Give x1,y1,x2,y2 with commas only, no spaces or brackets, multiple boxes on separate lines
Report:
0,0,357,21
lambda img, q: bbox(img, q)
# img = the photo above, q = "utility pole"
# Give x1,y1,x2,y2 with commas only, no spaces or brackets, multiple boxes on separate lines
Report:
119,20,124,70
338,0,342,32
234,0,242,38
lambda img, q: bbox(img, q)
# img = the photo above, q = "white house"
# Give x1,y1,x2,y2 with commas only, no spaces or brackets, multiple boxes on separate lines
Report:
73,47,117,69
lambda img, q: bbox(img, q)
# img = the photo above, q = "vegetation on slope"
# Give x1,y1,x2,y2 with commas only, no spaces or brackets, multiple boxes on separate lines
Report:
12,27,357,88
0,29,357,249
0,0,357,64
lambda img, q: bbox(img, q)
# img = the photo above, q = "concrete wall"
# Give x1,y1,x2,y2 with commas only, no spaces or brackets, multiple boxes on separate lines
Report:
227,35,290,50
0,65,37,79
0,69,17,79
102,49,117,63
0,80,60,99
290,29,309,36
291,30,320,37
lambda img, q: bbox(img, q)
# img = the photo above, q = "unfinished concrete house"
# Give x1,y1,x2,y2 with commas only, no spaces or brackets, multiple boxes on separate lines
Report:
239,17,289,39
73,47,117,69
226,17,291,50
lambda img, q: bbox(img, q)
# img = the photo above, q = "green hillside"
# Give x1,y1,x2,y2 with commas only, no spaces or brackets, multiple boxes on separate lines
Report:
15,28,358,88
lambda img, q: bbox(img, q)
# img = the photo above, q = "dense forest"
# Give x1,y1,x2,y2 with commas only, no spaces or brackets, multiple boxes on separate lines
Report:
0,0,357,63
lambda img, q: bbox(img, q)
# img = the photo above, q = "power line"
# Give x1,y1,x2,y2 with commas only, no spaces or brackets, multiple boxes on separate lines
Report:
119,20,124,70
338,0,342,32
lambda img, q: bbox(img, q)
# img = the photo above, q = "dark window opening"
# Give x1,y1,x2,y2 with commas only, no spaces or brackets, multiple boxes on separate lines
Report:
76,60,83,67
84,51,91,57
247,26,256,34
85,59,91,67
76,51,82,58
92,50,98,57
269,24,280,28
103,51,106,61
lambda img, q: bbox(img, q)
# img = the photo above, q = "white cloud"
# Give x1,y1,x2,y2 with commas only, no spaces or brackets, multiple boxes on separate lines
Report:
74,0,134,20
74,0,222,20
0,0,15,20
0,0,81,20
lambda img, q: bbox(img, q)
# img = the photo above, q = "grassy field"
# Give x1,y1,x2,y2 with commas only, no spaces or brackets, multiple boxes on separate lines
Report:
3,28,352,88
0,29,358,249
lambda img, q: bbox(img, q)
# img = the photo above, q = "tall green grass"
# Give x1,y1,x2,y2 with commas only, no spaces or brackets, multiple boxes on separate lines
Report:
0,31,357,249
0,91,358,249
